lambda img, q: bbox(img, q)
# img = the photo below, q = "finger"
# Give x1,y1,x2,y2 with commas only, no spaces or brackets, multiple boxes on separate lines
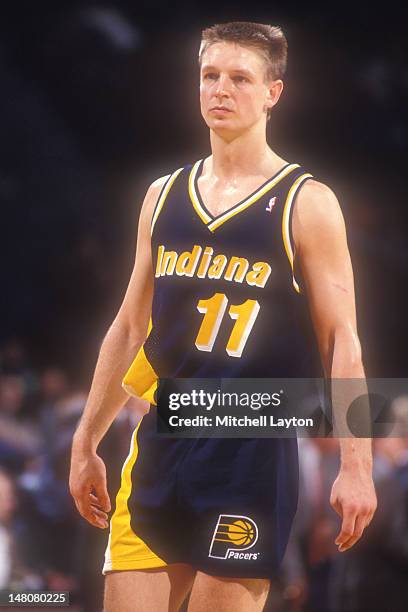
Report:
73,495,87,519
73,494,109,528
335,506,357,548
365,507,375,524
93,481,111,513
90,513,109,528
338,513,367,551
90,504,109,521
87,513,109,529
89,492,102,507
82,504,109,529
89,494,109,521
366,511,375,527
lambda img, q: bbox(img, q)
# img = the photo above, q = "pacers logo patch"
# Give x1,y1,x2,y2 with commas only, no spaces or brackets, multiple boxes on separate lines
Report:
208,514,259,560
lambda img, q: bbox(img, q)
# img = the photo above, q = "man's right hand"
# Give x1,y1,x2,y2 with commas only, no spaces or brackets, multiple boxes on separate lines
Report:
69,448,111,529
67,176,164,531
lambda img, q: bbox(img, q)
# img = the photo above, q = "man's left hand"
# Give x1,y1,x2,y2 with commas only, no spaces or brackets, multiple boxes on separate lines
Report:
330,465,377,552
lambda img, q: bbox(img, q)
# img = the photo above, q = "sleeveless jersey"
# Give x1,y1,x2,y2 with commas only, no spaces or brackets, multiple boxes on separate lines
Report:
123,160,321,403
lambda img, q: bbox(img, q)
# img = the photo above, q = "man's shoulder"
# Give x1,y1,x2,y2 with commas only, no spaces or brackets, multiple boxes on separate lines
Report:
141,164,187,221
148,162,190,197
298,177,337,203
295,178,343,227
292,177,346,251
149,173,172,195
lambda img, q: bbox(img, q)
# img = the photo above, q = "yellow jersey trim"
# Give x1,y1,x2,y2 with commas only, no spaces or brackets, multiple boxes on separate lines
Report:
282,172,313,293
103,421,166,574
208,163,300,232
151,167,184,236
187,160,300,232
188,160,212,224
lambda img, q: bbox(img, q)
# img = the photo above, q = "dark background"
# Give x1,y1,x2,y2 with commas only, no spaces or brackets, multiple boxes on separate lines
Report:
0,0,407,381
0,2,407,611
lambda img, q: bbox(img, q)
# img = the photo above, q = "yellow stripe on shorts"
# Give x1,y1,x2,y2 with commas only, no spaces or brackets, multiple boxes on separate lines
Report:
103,420,166,573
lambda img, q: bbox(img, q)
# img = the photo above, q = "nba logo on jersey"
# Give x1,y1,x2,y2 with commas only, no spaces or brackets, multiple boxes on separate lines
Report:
265,196,277,212
208,514,259,560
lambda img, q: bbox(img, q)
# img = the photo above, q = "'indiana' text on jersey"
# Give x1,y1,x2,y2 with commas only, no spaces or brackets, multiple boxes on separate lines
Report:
155,244,271,288
123,160,321,403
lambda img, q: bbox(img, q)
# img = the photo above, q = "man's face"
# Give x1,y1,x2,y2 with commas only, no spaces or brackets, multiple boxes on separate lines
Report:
200,41,280,137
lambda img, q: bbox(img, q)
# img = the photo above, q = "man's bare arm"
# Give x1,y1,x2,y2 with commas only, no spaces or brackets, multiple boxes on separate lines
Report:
69,175,168,529
293,179,377,552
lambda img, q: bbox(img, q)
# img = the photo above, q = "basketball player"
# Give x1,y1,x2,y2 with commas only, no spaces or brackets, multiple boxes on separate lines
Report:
69,22,377,611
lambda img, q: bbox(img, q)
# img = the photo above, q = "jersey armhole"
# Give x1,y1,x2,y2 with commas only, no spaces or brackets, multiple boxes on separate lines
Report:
281,173,313,294
150,167,184,236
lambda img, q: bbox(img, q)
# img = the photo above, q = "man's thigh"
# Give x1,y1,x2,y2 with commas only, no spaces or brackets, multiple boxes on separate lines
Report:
104,564,196,612
187,572,270,612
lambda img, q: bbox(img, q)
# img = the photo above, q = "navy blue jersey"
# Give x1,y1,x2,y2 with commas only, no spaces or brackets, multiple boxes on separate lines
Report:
123,160,321,401
106,159,315,579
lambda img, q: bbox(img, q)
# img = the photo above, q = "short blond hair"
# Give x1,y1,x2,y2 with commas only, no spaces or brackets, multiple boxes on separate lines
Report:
199,21,288,81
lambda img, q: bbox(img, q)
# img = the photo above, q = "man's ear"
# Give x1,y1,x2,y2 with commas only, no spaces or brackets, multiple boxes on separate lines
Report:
265,80,284,112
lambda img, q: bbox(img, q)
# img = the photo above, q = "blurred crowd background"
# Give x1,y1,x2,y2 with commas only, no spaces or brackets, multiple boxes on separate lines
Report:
1,1,407,610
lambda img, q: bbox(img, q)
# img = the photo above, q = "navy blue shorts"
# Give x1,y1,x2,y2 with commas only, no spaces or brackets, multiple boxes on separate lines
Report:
103,406,299,579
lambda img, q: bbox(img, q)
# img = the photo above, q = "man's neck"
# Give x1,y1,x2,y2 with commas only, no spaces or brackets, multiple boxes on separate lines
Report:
208,123,282,180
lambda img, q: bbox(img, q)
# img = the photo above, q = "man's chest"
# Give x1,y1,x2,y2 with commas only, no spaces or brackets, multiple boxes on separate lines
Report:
197,175,270,217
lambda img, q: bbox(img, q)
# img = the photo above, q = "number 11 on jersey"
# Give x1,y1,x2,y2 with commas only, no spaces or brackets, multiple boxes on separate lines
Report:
195,293,260,358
